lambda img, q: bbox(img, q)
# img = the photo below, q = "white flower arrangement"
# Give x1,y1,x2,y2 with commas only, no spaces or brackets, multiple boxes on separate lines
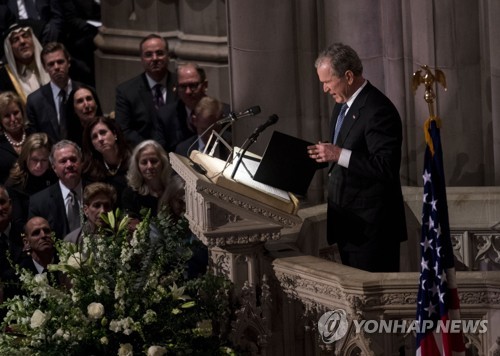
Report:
0,209,236,355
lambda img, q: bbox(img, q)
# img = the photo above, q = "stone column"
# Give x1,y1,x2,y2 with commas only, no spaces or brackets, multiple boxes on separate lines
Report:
227,0,325,203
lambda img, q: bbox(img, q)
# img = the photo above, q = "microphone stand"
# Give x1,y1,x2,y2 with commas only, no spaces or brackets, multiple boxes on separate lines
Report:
230,129,262,180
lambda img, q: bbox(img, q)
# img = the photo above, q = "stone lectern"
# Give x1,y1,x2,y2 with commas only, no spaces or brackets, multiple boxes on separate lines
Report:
169,152,301,287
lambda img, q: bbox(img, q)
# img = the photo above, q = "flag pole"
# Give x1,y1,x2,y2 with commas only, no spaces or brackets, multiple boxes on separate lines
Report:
412,65,466,356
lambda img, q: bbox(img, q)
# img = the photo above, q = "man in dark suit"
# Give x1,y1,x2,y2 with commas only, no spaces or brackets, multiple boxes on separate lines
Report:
26,42,78,142
20,216,56,277
308,43,407,272
155,62,231,152
29,140,83,241
115,34,177,147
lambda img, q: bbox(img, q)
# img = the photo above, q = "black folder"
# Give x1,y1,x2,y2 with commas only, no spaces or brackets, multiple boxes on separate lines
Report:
253,131,327,196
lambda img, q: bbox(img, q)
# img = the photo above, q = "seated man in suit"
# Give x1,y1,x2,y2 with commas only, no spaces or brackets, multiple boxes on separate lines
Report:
0,22,50,103
115,34,177,147
155,62,230,152
26,42,79,142
175,96,232,160
20,216,56,276
29,140,83,241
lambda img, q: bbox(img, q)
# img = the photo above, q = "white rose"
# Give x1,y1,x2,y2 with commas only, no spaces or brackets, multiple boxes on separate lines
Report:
30,309,48,328
34,273,48,284
118,343,133,356
87,302,105,319
67,252,84,269
147,345,167,356
100,336,109,345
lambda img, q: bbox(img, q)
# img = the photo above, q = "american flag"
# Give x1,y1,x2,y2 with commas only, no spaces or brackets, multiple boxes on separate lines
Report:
416,118,465,355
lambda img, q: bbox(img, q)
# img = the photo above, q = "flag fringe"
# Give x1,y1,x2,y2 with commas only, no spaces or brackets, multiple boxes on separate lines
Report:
424,116,442,156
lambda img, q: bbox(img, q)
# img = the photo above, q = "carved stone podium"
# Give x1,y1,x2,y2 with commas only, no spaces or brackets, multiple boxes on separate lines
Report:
170,152,301,353
170,152,301,283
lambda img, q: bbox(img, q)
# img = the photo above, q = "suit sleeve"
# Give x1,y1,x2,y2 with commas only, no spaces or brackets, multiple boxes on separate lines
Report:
115,85,143,147
347,103,403,184
26,96,39,132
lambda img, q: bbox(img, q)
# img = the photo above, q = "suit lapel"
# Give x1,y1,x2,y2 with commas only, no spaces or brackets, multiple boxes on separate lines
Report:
50,184,69,234
336,82,372,146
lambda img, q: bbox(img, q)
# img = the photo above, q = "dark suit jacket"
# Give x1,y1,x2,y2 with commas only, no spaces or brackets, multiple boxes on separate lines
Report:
28,183,72,241
154,100,194,152
155,100,230,153
0,62,17,95
26,81,81,143
327,82,407,249
115,72,177,147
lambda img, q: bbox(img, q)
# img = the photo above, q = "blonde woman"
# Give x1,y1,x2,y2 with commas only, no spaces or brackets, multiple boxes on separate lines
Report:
0,91,32,183
122,140,171,219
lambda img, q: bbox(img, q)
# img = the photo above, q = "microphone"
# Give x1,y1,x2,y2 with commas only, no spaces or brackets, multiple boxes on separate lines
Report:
217,105,261,124
251,114,279,136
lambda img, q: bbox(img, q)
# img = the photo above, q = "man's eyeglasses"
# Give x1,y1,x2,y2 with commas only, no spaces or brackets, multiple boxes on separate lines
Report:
176,82,201,92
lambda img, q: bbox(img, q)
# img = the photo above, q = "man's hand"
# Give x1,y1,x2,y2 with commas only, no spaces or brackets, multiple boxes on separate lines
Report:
307,142,342,163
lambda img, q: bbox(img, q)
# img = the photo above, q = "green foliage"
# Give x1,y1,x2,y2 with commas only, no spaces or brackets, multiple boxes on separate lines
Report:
0,210,235,355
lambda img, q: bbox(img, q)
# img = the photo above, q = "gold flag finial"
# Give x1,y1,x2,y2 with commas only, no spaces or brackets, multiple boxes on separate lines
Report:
412,64,447,118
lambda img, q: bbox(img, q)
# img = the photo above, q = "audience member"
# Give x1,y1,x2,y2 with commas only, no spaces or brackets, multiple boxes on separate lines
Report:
157,174,207,278
158,173,185,221
6,132,57,222
0,91,33,183
0,185,24,302
20,216,57,277
175,96,232,160
29,140,84,240
26,42,80,142
0,23,50,103
0,0,63,49
64,182,116,248
122,140,171,220
81,116,130,200
154,62,207,152
6,132,56,194
115,34,177,147
65,83,103,146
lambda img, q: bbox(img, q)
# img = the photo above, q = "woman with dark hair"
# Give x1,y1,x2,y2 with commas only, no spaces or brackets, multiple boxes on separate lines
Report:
65,84,103,146
81,116,130,200
0,91,33,183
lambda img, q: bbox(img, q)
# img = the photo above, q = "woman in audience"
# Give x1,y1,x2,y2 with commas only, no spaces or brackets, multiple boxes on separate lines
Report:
6,133,57,195
64,182,117,248
0,92,33,183
123,140,171,219
66,84,103,146
82,116,130,200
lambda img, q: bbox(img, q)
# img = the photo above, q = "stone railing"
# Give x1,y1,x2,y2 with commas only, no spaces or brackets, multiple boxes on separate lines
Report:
272,255,500,355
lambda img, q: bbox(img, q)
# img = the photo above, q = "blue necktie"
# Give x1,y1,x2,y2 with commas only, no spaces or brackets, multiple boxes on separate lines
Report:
333,103,348,144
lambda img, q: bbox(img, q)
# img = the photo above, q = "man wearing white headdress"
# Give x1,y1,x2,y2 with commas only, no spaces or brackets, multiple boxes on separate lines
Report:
0,23,50,104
